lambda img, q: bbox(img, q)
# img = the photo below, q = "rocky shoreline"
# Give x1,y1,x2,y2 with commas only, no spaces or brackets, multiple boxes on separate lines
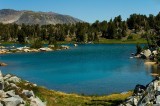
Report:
0,45,70,54
0,71,46,106
121,77,160,106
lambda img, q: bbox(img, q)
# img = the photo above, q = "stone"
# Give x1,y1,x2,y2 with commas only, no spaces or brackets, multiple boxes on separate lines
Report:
143,49,151,58
10,83,19,89
22,90,35,98
133,98,138,106
0,103,3,106
125,103,132,106
74,44,78,47
30,97,46,106
23,49,30,52
19,104,25,106
121,92,128,94
3,97,24,106
0,62,7,66
156,95,160,104
4,74,12,80
39,47,52,51
61,45,70,49
33,84,37,87
0,71,4,90
7,76,21,83
134,84,146,95
4,81,10,86
0,90,7,98
6,90,20,98
153,50,158,55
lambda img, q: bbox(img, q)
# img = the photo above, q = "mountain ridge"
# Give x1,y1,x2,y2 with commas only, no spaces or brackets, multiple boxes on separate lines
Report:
0,9,83,25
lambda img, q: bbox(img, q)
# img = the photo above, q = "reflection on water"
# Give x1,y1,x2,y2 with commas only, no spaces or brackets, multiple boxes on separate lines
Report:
145,61,160,77
152,66,160,75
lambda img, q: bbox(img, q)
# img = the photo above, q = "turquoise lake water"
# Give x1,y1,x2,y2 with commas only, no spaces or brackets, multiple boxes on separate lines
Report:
0,44,154,95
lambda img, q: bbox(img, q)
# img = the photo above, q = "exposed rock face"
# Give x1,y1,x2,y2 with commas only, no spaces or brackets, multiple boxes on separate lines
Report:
121,77,160,106
0,71,46,106
0,9,83,25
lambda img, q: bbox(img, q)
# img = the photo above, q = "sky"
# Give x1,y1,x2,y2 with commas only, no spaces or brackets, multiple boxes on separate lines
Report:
0,0,160,23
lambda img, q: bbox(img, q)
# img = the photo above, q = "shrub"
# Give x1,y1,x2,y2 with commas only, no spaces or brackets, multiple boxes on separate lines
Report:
127,35,133,40
136,43,142,54
30,39,43,49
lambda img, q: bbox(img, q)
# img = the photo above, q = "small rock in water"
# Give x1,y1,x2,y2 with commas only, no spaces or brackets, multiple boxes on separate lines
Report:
0,62,7,66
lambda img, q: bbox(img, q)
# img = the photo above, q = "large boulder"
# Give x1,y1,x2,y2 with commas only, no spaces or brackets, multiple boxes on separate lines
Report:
0,103,3,106
156,95,160,104
153,50,158,55
143,49,151,58
134,84,146,95
2,97,24,106
0,90,7,98
6,90,20,98
0,71,4,90
3,90,24,106
4,74,12,80
6,76,21,83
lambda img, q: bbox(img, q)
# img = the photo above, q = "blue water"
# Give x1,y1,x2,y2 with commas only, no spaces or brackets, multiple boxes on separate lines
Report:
0,44,153,95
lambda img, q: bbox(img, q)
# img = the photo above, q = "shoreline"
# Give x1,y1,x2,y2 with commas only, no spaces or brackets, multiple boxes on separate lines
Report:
0,72,133,106
0,45,70,55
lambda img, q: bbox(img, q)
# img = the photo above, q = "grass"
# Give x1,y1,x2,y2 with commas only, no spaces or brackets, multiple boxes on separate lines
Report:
0,41,17,45
95,38,147,44
16,81,133,106
0,38,147,45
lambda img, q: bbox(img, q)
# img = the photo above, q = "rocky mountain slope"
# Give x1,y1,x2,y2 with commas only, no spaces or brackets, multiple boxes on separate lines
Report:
0,9,83,25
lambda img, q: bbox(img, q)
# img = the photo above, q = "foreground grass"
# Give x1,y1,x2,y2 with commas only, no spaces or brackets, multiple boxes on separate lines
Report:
16,81,133,106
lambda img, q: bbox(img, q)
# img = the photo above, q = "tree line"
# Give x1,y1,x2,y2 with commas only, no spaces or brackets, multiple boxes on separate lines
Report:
0,12,160,44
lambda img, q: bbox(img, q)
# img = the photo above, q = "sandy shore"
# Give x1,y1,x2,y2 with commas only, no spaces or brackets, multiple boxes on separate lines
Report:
144,61,156,65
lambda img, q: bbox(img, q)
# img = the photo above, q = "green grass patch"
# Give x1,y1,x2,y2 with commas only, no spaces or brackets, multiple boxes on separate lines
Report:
95,38,147,44
15,81,133,106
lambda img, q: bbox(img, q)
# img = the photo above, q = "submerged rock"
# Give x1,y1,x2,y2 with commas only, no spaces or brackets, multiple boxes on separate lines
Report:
0,62,7,66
